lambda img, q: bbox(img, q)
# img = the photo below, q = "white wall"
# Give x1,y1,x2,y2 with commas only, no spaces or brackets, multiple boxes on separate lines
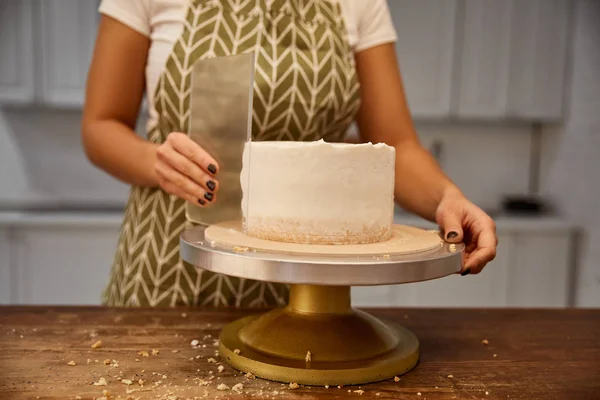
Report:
541,0,600,307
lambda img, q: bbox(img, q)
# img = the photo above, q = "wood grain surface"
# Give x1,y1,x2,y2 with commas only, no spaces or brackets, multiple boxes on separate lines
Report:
0,307,599,400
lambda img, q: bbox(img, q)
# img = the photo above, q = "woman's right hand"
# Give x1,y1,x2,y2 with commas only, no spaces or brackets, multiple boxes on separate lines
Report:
155,132,219,206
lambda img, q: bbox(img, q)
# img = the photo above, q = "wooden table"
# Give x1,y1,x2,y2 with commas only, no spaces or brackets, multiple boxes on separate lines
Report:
0,307,598,400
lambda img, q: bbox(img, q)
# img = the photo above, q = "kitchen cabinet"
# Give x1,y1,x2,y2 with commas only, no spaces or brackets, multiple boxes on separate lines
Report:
455,0,572,120
507,0,572,120
0,0,35,104
387,0,572,120
508,233,572,307
388,0,458,118
455,0,514,118
0,0,98,107
0,229,12,304
11,219,118,305
39,0,100,107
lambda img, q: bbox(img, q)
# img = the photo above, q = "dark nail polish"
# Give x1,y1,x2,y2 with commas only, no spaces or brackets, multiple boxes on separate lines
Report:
461,268,471,276
198,198,206,206
204,192,214,202
446,231,458,240
207,180,216,191
208,164,217,174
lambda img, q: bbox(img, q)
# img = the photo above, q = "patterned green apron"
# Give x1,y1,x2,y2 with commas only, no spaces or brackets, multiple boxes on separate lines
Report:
103,0,361,307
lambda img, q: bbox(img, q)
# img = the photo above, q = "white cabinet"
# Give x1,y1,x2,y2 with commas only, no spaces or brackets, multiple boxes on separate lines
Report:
455,0,514,118
0,0,35,104
455,0,572,120
0,228,12,304
0,0,99,107
507,0,572,120
39,0,100,107
387,0,572,120
12,221,118,305
388,0,458,118
507,233,572,307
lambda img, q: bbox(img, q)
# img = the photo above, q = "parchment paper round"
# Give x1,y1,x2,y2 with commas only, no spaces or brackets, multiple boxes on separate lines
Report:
205,220,442,256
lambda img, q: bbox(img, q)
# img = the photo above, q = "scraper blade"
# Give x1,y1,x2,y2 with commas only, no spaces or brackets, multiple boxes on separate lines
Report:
186,52,255,226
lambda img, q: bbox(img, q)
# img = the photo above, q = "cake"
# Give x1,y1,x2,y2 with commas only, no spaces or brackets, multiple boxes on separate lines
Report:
240,139,396,245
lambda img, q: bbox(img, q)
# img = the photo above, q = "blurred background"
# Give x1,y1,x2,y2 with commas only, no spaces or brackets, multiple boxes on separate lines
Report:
0,0,598,309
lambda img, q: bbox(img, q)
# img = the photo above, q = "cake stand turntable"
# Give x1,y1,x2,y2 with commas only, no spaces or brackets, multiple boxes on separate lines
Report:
180,222,464,386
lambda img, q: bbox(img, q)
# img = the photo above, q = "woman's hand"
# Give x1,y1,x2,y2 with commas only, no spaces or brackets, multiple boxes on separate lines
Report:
435,190,498,275
155,132,219,206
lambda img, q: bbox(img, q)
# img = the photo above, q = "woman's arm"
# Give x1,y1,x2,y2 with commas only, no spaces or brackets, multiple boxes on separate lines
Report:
82,15,158,187
355,43,496,274
82,16,219,205
354,43,460,222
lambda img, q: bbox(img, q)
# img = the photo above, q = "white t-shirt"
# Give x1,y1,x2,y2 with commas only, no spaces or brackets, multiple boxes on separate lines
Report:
98,0,397,123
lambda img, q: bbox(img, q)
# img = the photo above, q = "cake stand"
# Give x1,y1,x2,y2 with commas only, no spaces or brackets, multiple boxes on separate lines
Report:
180,223,464,386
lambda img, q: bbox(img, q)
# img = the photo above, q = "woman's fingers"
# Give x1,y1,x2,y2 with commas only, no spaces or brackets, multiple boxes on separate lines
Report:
156,144,219,193
464,226,497,274
156,161,216,207
167,132,219,175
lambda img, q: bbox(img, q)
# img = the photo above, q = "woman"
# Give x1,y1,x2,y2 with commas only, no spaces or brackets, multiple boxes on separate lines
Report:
83,0,497,307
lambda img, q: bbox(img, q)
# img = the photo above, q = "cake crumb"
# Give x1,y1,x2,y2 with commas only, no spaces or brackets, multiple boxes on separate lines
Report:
181,313,187,318
191,339,199,347
92,377,107,386
482,339,489,345
354,390,365,395
103,359,111,365
493,354,497,357
245,372,256,379
447,374,454,378
122,379,133,385
151,349,160,356
67,361,76,366
325,385,329,389
139,379,145,386
394,376,400,382
376,393,381,396
305,351,311,362
135,358,140,362
137,351,149,357
172,350,179,353
486,391,490,395
289,382,299,390
217,365,224,373
383,254,390,259
86,358,91,364
217,383,230,391
91,340,103,349
417,392,422,396
207,358,217,363
232,383,244,393
233,246,249,253
234,348,241,355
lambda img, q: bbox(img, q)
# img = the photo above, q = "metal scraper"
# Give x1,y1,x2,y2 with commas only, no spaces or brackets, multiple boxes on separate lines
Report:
186,52,255,226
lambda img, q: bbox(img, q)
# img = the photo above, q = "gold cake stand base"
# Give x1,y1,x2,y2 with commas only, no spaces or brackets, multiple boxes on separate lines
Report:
219,284,419,386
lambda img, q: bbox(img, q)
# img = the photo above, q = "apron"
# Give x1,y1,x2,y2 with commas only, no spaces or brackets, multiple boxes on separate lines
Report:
103,0,360,307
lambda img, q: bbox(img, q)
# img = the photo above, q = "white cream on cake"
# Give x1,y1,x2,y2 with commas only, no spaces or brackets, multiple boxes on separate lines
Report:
240,139,396,245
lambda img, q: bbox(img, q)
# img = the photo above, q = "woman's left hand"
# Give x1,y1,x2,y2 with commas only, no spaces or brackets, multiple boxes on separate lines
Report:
435,190,498,275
